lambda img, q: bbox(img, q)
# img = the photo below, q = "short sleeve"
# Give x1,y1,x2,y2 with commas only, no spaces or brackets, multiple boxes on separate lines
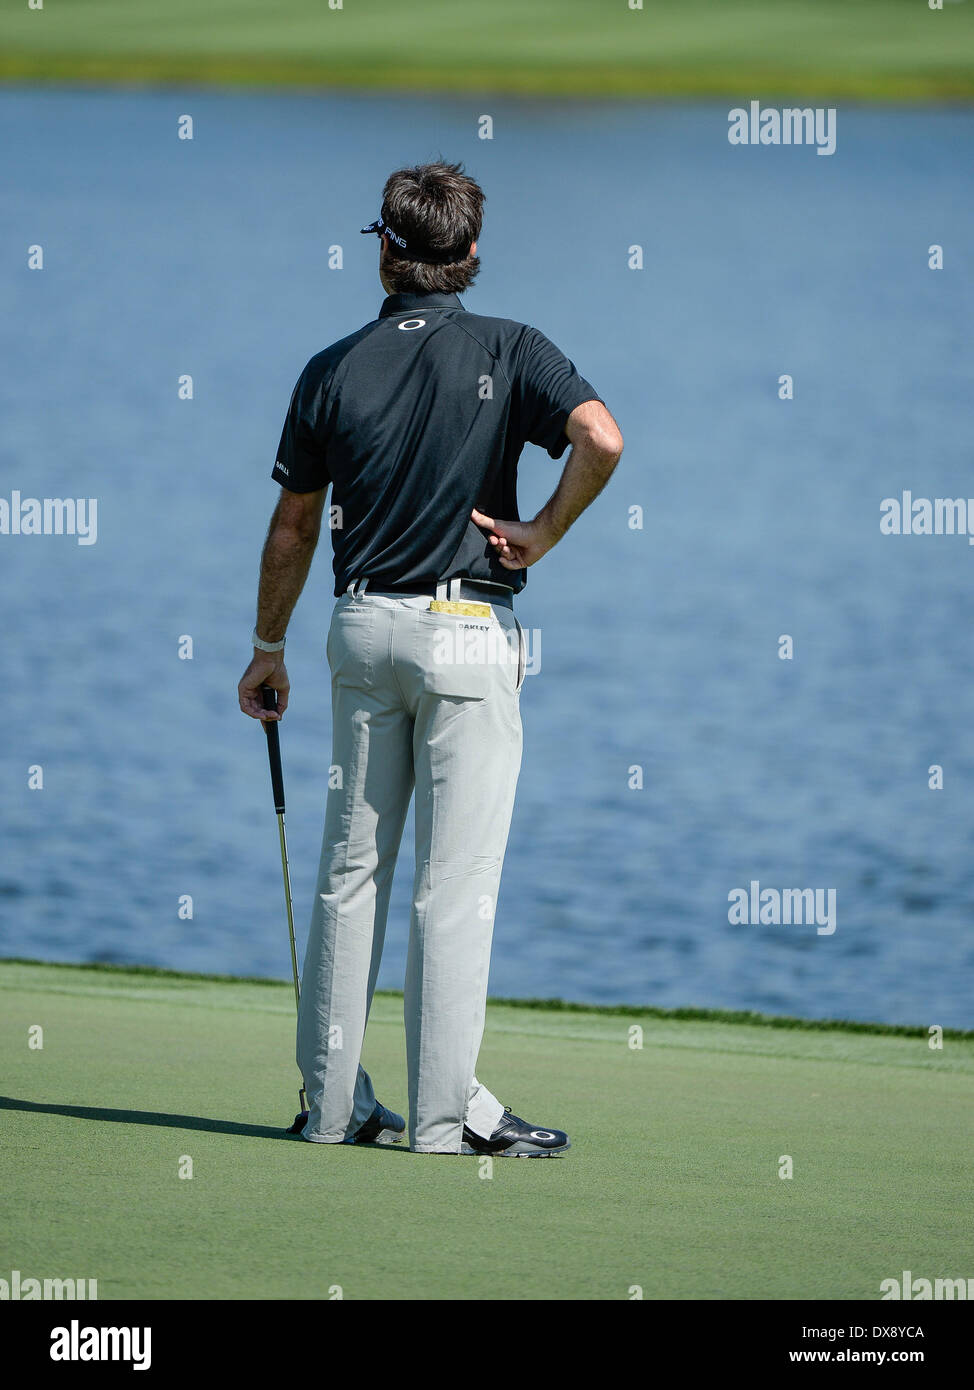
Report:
514,327,603,460
271,362,331,493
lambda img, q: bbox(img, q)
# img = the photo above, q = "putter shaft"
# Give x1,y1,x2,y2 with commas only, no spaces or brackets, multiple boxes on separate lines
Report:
276,811,300,1013
261,686,309,1119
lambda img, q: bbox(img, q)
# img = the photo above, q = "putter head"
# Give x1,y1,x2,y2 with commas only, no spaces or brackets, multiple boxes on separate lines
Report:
287,1110,309,1136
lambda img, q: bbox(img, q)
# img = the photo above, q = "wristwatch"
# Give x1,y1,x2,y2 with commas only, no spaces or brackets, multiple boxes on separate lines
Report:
252,629,286,653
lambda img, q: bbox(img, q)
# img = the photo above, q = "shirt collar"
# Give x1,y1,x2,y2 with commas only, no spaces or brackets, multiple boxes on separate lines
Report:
379,291,464,318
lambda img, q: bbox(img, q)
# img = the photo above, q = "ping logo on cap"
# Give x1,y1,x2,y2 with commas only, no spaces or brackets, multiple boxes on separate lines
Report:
360,211,468,266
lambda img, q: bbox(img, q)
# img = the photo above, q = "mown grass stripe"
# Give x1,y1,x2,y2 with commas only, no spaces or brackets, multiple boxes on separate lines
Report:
2,957,970,1039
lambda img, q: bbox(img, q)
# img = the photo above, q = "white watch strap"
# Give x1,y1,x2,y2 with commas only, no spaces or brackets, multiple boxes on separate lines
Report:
252,629,286,653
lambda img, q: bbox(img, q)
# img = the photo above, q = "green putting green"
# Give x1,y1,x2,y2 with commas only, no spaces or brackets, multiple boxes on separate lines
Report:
1,960,972,1300
1,0,972,99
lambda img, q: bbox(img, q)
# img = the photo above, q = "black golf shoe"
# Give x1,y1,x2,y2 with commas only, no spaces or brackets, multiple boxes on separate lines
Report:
351,1101,406,1146
460,1106,570,1157
288,1100,405,1145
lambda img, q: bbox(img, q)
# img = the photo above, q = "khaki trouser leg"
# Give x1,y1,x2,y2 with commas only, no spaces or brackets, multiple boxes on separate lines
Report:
297,617,413,1142
404,611,523,1152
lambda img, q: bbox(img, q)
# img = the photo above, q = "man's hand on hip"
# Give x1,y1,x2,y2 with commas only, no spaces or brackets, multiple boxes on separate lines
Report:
470,509,556,570
471,402,623,571
238,653,289,721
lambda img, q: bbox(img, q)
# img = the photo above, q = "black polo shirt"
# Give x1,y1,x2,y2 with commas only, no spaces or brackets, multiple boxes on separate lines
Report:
272,290,602,596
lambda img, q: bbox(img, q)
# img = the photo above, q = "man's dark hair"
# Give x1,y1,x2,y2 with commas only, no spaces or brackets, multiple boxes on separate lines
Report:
380,162,485,294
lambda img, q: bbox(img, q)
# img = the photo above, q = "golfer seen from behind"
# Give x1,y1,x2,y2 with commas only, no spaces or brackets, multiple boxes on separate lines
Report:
239,162,623,1155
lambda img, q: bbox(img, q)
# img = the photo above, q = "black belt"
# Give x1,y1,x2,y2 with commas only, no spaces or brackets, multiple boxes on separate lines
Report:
350,578,514,611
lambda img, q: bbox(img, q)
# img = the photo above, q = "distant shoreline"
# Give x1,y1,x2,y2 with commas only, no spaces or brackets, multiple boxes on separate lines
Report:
1,58,973,103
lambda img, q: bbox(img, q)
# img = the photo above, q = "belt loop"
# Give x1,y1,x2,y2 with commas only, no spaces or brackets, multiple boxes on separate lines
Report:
435,580,448,602
346,579,358,595
448,577,460,601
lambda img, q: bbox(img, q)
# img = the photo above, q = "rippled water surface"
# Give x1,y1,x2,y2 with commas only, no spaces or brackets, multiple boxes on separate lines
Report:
2,91,973,1025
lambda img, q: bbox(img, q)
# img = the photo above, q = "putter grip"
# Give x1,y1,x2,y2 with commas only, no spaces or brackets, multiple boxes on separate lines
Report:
261,686,286,814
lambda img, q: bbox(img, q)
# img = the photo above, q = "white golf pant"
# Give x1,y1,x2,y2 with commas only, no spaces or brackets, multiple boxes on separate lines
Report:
296,586,524,1152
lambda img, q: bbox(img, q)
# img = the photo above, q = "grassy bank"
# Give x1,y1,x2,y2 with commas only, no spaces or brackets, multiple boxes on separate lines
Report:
0,1,972,100
1,959,971,1299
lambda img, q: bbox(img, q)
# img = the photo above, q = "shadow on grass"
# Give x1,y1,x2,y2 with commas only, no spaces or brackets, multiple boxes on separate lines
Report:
0,1094,410,1151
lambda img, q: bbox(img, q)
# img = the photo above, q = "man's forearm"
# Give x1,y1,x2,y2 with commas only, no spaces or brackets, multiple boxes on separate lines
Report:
254,506,321,643
469,403,623,572
536,433,621,544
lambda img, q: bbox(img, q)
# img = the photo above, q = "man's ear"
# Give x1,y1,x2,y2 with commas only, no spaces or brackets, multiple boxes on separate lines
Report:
470,240,477,256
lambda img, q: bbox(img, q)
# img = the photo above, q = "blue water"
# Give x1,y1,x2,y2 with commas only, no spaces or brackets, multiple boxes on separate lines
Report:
2,90,973,1026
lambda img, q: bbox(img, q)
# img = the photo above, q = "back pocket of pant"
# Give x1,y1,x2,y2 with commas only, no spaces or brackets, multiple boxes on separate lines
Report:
419,613,503,699
328,605,376,688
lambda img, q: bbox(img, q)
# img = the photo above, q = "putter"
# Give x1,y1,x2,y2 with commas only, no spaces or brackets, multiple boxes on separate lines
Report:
260,685,309,1135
